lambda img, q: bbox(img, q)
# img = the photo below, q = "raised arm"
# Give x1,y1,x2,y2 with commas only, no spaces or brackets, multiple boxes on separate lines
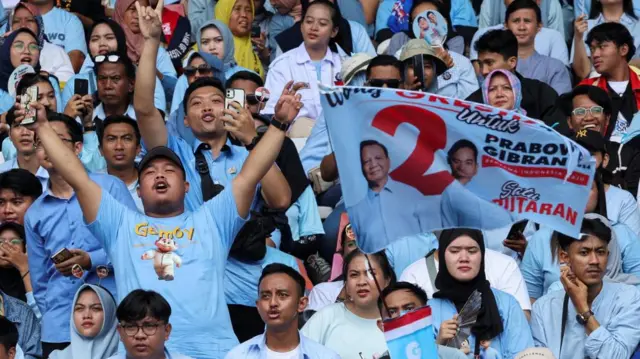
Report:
231,82,304,218
133,0,169,148
18,103,102,222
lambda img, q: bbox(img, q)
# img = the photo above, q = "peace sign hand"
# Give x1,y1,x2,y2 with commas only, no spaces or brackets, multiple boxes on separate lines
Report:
135,0,164,41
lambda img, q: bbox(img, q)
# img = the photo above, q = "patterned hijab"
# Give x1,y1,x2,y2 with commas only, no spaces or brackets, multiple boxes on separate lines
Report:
482,69,525,114
3,3,46,48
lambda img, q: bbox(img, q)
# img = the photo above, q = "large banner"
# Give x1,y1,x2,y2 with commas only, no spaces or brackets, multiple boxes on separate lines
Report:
322,86,596,253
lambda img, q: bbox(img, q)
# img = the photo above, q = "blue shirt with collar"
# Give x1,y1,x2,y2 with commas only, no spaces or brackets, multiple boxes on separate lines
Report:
0,158,49,190
516,51,572,95
24,172,137,343
435,51,479,100
225,332,341,359
41,7,87,55
108,348,193,359
1,291,41,359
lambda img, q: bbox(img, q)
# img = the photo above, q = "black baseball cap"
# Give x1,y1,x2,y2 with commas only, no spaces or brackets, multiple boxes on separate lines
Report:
570,129,607,154
138,146,186,179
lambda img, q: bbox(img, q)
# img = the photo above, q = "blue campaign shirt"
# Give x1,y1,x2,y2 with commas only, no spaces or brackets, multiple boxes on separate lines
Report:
384,233,437,278
441,180,514,230
0,89,14,114
521,223,640,299
41,8,87,54
430,288,533,358
0,158,49,190
24,173,136,343
531,281,640,359
87,186,247,359
516,51,572,95
164,135,250,211
435,52,479,100
225,332,341,359
574,0,640,22
224,247,300,307
285,185,325,240
571,13,640,61
450,0,478,27
348,177,443,253
299,113,330,175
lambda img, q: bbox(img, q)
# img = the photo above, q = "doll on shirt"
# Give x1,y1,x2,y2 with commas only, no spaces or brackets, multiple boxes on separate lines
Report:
142,237,183,281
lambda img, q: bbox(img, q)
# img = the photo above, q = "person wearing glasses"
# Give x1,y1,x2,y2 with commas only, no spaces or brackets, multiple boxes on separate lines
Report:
364,55,404,89
561,86,612,138
0,29,42,115
24,112,137,358
109,290,192,359
92,52,137,123
0,222,42,359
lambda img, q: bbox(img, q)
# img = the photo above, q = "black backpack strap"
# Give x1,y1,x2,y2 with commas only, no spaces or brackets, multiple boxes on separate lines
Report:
424,249,438,292
193,146,224,201
560,293,569,356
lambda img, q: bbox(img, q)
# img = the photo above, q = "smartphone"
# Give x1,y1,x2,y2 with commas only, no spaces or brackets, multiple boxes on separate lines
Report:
506,220,528,241
20,85,39,125
251,25,261,38
51,248,73,264
74,78,89,97
225,88,246,117
412,55,426,92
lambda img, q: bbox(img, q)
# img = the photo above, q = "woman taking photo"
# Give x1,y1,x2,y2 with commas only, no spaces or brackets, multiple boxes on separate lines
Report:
431,228,532,357
302,249,394,359
263,0,346,124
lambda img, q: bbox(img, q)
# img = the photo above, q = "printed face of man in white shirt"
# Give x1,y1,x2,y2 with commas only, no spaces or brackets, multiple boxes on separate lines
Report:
448,141,478,185
361,142,391,190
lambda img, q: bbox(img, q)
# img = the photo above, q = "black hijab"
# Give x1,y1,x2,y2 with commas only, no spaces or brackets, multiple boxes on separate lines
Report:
0,29,40,92
87,18,128,60
275,0,353,55
0,222,27,302
433,228,504,341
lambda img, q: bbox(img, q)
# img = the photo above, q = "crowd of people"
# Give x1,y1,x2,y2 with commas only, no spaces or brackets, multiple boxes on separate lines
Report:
0,0,638,358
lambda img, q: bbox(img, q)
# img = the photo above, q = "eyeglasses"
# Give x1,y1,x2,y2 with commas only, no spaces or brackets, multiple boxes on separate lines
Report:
34,138,74,150
246,94,260,105
0,238,23,246
366,79,401,89
184,64,213,77
94,54,120,63
572,106,604,118
119,322,165,337
12,41,40,54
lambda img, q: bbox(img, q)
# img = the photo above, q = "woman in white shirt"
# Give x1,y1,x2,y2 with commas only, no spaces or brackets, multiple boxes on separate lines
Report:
262,0,346,124
301,249,394,359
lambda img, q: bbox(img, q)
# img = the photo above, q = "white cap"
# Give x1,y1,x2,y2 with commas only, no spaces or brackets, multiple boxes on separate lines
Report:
515,348,556,359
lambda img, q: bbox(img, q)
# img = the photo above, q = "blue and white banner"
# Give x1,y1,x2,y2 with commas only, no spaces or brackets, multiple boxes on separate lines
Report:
321,86,596,253
384,306,438,359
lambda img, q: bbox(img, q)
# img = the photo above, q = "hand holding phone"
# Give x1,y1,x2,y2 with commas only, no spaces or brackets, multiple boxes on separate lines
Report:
19,86,39,125
51,248,73,264
224,88,246,122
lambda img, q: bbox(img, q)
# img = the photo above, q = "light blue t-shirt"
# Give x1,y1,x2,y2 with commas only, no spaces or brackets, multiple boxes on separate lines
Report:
87,187,248,359
41,7,87,54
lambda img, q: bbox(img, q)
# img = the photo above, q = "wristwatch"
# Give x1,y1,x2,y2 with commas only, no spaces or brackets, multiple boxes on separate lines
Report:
270,117,289,132
245,136,259,151
576,310,594,325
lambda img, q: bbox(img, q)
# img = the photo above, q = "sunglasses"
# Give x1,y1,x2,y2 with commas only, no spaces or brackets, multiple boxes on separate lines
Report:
246,94,260,105
94,54,120,63
366,79,401,89
184,64,213,77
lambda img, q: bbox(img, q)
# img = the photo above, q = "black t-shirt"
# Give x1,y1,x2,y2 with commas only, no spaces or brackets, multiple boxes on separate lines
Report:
55,0,105,22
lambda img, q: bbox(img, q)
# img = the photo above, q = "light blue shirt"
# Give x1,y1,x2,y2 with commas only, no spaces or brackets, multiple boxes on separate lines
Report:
285,185,325,240
298,113,330,175
521,223,640,299
470,25,569,65
24,173,136,343
87,186,247,359
225,332,340,359
224,247,300,307
0,89,14,114
605,185,640,235
531,282,640,359
450,0,479,27
479,0,565,38
573,0,640,22
516,51,572,95
108,348,193,359
41,8,87,54
384,233,437,278
440,180,514,229
430,288,533,358
571,13,640,61
0,157,49,190
436,52,480,100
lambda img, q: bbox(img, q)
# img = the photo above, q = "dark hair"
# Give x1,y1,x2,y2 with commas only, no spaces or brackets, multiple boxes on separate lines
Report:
259,263,306,297
556,218,612,251
417,16,427,22
378,281,428,313
366,55,404,80
505,0,542,23
360,140,389,158
0,222,27,252
0,317,18,352
226,70,264,89
340,223,352,253
585,22,636,61
475,29,518,61
409,0,456,39
116,289,171,323
303,0,342,53
0,169,42,201
95,51,136,81
46,111,83,143
98,115,141,146
342,248,396,284
561,85,613,117
183,77,225,112
16,73,54,99
447,139,478,165
88,19,128,58
589,0,636,20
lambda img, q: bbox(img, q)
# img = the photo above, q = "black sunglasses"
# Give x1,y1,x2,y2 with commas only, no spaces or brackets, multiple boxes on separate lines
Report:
246,94,260,105
366,79,401,89
184,64,213,76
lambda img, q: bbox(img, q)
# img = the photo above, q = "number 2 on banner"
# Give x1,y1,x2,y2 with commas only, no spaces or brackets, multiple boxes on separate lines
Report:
371,105,453,196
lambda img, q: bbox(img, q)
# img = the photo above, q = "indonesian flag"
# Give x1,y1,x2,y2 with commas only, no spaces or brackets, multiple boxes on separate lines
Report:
383,306,438,359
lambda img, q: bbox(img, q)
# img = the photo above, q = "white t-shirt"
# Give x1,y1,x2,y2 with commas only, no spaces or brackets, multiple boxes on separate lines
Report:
266,345,301,359
301,302,387,359
400,249,532,311
609,80,631,142
307,280,343,312
40,41,74,83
